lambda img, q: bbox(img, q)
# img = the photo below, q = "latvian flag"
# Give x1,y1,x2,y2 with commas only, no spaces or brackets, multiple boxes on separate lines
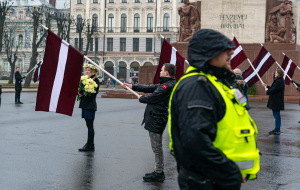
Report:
230,37,247,70
281,55,297,85
35,30,84,116
242,46,275,86
33,59,43,83
153,38,185,84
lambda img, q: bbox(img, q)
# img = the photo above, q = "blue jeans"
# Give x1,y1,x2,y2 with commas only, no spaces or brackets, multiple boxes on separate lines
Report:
272,110,281,132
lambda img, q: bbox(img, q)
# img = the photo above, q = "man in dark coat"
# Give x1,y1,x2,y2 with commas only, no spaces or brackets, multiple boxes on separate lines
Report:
0,84,2,107
15,67,25,104
263,68,285,135
122,63,176,182
170,29,245,190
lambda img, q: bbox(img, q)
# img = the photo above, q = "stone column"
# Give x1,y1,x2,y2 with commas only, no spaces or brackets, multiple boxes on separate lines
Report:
114,66,117,79
126,66,130,83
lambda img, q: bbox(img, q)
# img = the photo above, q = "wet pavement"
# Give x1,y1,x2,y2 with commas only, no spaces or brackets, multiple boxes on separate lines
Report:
1,92,300,190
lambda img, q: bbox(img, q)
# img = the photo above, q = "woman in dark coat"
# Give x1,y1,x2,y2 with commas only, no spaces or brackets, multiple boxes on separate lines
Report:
263,68,285,135
78,64,100,151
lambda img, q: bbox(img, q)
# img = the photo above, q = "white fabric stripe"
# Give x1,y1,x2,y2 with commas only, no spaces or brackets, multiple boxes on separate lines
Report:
49,40,69,112
244,53,271,83
170,47,177,65
230,45,242,60
283,59,292,80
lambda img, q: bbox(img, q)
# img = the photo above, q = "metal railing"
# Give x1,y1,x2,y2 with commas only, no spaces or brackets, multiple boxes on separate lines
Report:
74,27,179,33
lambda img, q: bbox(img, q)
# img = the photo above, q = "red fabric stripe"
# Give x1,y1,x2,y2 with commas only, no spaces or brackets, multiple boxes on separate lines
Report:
231,37,247,70
35,30,61,112
242,47,275,86
56,45,83,116
175,51,185,81
153,39,172,84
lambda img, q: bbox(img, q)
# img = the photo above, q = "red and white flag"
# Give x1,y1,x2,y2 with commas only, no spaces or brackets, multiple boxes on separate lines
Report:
242,46,275,86
153,38,185,84
35,30,84,116
33,59,43,83
281,55,297,85
230,37,247,70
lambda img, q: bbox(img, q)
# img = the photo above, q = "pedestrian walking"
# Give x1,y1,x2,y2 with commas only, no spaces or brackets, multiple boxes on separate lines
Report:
112,78,116,88
122,63,176,182
78,64,100,152
0,84,2,107
262,68,285,135
169,29,260,190
15,67,25,104
106,78,110,88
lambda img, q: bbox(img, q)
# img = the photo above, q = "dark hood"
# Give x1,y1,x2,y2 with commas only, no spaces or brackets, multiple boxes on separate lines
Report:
188,29,235,70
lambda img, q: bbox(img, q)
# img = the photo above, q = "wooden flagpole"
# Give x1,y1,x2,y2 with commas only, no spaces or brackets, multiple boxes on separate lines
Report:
41,25,140,98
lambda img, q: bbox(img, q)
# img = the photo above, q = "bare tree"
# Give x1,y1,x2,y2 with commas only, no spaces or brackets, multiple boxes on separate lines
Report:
0,1,13,53
4,28,20,84
84,20,96,56
24,6,52,87
55,12,73,43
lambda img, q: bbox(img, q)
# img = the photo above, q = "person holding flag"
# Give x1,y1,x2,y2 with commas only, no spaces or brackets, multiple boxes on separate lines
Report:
78,63,100,152
122,63,176,182
262,68,285,135
169,29,260,189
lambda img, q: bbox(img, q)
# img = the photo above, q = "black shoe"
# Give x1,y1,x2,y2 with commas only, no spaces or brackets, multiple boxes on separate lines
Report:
269,130,280,135
298,121,300,123
268,129,276,135
144,171,156,177
15,102,19,104
78,144,95,152
18,102,23,104
143,171,165,182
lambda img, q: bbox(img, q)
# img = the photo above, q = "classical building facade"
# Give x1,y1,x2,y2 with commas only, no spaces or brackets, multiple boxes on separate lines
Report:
70,0,185,82
0,0,55,77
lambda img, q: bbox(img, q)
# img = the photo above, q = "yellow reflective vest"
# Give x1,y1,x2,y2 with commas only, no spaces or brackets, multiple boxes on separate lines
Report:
169,66,260,180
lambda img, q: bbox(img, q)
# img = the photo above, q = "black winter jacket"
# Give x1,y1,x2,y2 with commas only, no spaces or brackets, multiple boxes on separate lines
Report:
171,29,242,190
15,71,23,90
266,77,285,111
133,77,176,134
79,77,100,111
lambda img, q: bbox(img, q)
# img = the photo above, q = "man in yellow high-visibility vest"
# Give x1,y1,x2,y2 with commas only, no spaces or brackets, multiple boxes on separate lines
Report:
169,29,260,190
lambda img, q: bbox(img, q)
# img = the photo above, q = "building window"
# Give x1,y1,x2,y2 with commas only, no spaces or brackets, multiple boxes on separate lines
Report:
121,14,127,32
75,38,78,49
146,38,152,52
109,0,114,2
164,0,170,2
93,0,98,2
134,13,140,32
92,14,98,31
135,0,140,2
167,38,171,43
79,38,83,51
17,59,23,72
18,34,23,47
148,0,153,2
122,0,127,3
107,38,113,51
77,0,82,4
120,38,126,51
95,37,98,52
76,14,83,33
108,14,114,32
180,0,183,2
163,13,170,31
133,38,139,52
147,13,153,32
3,60,9,72
89,38,93,51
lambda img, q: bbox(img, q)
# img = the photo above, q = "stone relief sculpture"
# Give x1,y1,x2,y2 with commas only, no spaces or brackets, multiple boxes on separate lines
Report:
267,0,296,43
178,0,200,42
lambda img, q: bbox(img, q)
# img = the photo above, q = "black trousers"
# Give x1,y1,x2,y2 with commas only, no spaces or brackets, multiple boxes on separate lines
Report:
85,119,94,145
15,90,21,103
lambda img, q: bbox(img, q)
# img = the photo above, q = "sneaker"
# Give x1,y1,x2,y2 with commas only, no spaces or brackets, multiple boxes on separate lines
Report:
78,143,95,152
143,171,165,182
269,130,280,135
